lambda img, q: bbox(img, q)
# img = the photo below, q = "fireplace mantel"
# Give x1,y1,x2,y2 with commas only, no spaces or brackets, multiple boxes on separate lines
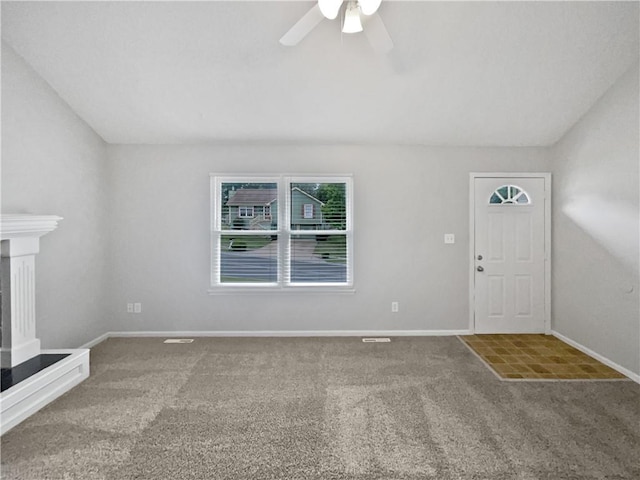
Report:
1,214,63,240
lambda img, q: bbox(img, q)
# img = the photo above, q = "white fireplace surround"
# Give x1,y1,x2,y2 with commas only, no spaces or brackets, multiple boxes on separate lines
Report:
1,214,62,366
1,214,90,435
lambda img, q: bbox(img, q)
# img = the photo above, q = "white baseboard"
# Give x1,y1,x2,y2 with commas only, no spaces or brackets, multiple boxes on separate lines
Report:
1,349,90,435
108,329,472,338
79,332,110,349
82,330,638,383
77,329,472,351
551,330,640,384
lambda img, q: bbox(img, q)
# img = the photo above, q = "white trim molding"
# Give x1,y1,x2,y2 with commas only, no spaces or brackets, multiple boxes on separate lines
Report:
0,214,63,240
79,332,111,349
109,330,473,338
81,330,472,345
79,330,638,385
552,331,639,384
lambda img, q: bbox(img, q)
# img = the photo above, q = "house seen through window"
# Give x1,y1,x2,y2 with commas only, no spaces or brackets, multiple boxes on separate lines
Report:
211,176,353,290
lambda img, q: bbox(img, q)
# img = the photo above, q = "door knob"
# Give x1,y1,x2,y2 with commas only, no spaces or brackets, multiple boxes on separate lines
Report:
477,266,484,272
477,255,483,260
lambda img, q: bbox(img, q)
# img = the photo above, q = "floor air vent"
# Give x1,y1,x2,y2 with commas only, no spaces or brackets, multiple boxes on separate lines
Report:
163,339,194,344
362,338,391,343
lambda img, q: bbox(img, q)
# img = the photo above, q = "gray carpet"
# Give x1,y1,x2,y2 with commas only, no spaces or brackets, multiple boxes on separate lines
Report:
1,336,638,479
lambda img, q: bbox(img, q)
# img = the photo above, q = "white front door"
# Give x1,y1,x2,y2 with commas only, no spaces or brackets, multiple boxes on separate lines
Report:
473,176,548,333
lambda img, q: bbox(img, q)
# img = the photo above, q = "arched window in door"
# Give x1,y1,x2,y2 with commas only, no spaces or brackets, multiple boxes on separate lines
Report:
489,185,531,205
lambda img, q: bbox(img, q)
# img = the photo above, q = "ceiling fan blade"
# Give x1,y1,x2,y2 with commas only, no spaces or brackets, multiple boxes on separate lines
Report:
363,12,393,54
318,0,344,20
279,4,325,46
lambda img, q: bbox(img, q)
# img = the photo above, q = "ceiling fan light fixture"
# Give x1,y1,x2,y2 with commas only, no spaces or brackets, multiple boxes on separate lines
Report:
318,0,344,20
342,2,363,33
358,0,382,16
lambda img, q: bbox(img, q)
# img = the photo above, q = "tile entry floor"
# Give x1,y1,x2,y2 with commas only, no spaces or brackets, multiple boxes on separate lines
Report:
460,334,628,380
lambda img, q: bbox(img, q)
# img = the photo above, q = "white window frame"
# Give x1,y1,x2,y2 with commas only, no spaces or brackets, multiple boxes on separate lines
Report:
303,203,314,219
209,174,354,294
238,206,254,218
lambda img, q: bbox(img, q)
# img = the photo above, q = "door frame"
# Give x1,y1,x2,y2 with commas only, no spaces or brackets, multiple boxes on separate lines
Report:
468,173,552,334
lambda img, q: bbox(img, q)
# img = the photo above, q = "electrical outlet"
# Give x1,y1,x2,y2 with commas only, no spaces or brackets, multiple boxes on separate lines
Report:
444,234,455,244
391,301,399,313
127,303,134,313
134,303,142,313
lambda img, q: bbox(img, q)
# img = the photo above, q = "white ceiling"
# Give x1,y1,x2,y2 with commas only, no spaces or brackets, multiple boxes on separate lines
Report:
2,1,638,146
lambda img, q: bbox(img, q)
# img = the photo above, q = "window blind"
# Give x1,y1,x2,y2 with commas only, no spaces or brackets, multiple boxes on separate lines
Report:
211,176,352,289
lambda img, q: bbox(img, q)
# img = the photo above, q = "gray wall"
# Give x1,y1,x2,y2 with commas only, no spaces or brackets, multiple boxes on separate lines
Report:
2,38,637,378
1,43,109,348
106,144,549,334
551,63,640,375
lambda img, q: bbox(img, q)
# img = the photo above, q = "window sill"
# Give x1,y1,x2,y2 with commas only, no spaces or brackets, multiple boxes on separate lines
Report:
207,286,356,295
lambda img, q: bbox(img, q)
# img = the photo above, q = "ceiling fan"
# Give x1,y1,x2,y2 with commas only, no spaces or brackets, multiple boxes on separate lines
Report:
280,0,393,54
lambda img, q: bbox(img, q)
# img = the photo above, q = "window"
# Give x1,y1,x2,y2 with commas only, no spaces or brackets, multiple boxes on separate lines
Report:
489,185,531,205
303,204,314,219
238,206,254,218
210,175,353,292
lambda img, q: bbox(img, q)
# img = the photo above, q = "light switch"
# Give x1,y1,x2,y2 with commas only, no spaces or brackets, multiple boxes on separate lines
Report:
444,234,455,244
